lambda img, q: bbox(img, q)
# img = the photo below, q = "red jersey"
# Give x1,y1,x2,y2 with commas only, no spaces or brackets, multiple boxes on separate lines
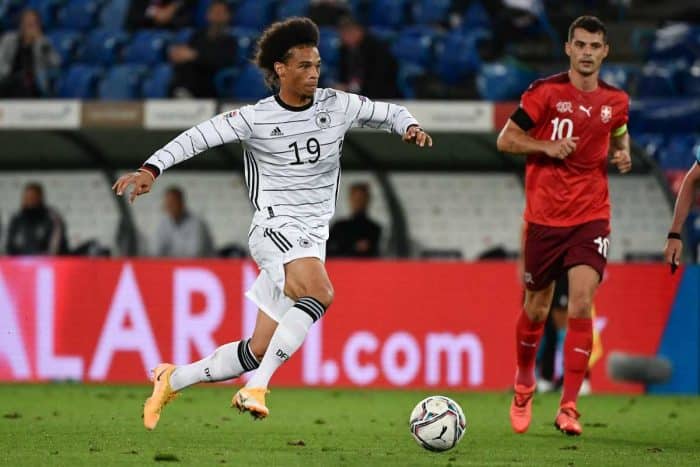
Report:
517,72,629,227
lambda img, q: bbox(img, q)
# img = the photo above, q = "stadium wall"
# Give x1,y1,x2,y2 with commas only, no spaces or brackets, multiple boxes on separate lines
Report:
0,259,693,394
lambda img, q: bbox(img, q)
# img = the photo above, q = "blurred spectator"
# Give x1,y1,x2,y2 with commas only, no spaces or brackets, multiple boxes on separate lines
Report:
308,0,352,27
169,0,236,98
154,186,214,257
127,0,197,30
5,182,68,256
336,16,399,98
328,182,382,258
0,9,60,97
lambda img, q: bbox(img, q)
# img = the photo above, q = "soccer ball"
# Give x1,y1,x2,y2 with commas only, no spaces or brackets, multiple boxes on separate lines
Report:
409,396,467,452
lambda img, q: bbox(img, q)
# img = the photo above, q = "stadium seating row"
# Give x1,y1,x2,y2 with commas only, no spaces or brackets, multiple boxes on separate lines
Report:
636,133,700,170
5,0,699,100
2,0,472,33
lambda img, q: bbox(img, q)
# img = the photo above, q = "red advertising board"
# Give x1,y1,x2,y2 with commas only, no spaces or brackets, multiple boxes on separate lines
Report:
0,259,680,393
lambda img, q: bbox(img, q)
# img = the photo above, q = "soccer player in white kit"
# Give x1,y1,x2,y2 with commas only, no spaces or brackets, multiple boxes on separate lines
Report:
113,17,432,430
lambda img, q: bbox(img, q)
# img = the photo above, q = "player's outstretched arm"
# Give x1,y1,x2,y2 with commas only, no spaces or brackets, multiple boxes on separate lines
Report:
345,93,431,148
112,109,252,203
609,131,632,173
664,162,700,269
496,119,578,159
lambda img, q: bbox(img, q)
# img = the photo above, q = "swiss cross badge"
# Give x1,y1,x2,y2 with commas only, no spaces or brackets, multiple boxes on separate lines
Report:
601,105,612,123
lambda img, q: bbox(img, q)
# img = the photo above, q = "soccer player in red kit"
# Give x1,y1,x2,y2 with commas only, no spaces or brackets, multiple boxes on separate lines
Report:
496,16,632,436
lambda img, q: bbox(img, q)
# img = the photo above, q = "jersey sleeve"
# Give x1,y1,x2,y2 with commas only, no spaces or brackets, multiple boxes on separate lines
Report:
343,92,419,135
143,106,253,175
516,83,548,130
611,93,630,137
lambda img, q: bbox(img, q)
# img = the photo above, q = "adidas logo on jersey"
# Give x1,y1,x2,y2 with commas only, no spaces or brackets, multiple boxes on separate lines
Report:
270,126,283,136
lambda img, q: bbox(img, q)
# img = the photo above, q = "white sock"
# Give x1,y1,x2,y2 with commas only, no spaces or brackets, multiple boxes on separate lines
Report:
245,297,326,389
169,339,259,392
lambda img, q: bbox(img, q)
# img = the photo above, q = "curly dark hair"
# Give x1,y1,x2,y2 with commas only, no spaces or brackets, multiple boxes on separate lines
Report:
254,17,320,89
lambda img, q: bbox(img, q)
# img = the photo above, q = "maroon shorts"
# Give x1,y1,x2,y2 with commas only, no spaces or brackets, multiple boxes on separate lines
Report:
523,219,610,291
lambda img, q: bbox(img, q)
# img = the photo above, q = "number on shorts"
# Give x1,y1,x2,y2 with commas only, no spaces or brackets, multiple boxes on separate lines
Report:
594,236,609,258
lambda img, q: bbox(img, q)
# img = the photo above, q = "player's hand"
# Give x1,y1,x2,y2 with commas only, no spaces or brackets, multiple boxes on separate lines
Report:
543,137,579,160
112,170,155,204
663,238,682,273
611,150,632,173
403,126,432,147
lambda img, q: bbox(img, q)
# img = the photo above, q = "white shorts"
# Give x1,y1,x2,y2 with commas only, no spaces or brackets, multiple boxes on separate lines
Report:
245,224,326,322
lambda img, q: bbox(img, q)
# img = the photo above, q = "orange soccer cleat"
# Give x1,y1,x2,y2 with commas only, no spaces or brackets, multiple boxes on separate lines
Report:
232,387,270,419
555,401,582,436
510,384,536,434
143,363,179,431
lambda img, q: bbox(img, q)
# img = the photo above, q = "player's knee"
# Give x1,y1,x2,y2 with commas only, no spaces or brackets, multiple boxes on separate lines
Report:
286,278,334,308
525,295,551,321
568,294,592,318
526,304,549,322
308,284,334,309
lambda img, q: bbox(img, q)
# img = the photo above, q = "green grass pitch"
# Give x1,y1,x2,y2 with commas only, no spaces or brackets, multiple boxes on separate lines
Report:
1,384,699,466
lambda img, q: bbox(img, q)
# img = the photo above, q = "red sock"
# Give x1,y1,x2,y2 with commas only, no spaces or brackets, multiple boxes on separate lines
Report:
515,311,545,388
561,318,593,406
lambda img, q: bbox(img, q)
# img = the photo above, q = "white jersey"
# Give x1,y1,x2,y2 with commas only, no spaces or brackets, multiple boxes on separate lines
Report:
144,88,419,241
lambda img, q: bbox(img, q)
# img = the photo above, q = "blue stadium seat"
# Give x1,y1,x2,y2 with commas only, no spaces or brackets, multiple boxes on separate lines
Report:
658,135,698,170
142,64,173,98
396,62,425,99
276,0,309,20
234,65,268,100
99,0,129,31
681,62,700,97
80,29,128,66
391,26,440,68
367,26,398,45
122,30,172,65
1,0,24,31
318,27,340,67
476,60,537,101
27,0,63,30
648,25,700,63
56,0,103,31
369,0,406,28
346,0,367,23
229,27,259,65
232,0,276,30
215,64,268,100
98,64,147,100
637,63,678,97
47,29,82,66
634,133,666,161
194,0,214,28
173,28,194,44
57,64,102,98
460,0,490,30
435,29,490,85
600,64,638,90
411,0,451,25
214,67,237,99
